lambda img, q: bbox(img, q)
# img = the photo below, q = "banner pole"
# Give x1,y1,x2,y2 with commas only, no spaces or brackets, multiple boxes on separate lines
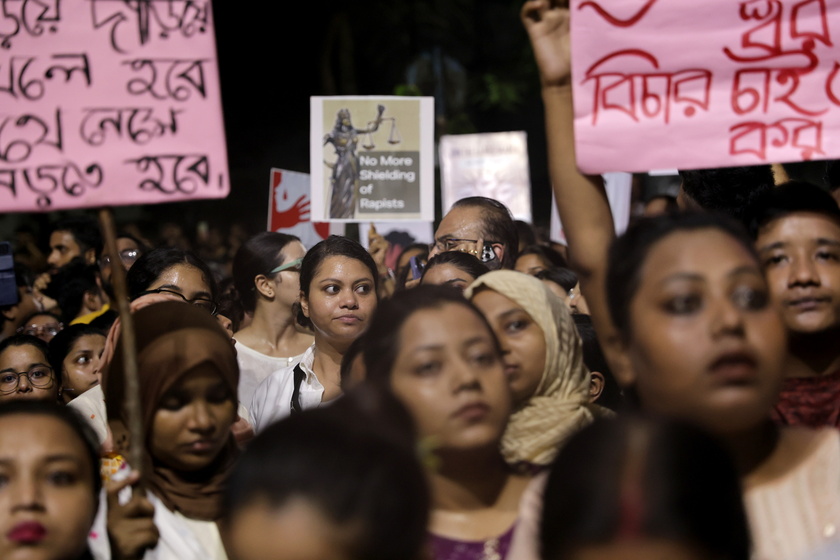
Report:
98,208,145,487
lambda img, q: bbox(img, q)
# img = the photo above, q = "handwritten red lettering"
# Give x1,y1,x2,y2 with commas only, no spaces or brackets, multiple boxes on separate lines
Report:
729,118,823,160
731,67,826,116
723,0,830,72
577,0,658,27
584,50,711,125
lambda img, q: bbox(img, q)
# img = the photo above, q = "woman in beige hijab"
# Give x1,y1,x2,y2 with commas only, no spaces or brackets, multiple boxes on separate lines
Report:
466,270,607,467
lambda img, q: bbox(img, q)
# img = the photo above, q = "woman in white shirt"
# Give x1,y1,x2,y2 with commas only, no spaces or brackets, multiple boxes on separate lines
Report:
250,236,379,432
232,233,312,411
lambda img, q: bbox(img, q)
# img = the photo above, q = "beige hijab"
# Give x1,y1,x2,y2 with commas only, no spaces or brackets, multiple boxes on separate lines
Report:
466,270,607,466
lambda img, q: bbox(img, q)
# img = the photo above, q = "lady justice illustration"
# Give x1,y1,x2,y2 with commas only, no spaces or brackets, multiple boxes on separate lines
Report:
323,104,399,219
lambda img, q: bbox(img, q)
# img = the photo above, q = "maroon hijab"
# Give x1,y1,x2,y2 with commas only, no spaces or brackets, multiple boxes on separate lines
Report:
104,301,239,520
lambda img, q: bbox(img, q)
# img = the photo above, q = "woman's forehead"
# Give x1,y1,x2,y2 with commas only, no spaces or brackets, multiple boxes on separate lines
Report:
639,229,759,283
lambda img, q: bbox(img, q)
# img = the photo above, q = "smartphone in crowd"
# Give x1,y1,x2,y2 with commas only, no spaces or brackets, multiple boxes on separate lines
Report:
409,256,425,280
0,242,17,307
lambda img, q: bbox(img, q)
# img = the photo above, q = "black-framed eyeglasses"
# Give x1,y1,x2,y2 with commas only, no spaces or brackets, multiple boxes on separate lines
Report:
17,322,63,337
136,288,218,316
99,248,141,268
0,366,55,395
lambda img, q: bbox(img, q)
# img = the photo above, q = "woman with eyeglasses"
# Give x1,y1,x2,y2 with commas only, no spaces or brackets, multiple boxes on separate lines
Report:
0,334,58,402
69,247,235,447
250,236,379,432
127,248,220,316
17,311,64,343
232,233,312,418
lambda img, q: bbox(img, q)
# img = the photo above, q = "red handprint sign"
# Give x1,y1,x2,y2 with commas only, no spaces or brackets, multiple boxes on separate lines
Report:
268,169,333,248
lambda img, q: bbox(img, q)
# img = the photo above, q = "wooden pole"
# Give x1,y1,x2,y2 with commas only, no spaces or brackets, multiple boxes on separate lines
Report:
98,208,145,482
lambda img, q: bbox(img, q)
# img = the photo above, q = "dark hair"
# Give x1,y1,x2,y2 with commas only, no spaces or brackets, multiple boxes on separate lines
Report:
224,389,429,560
826,160,840,191
515,220,537,248
12,264,34,291
606,213,758,336
52,216,103,256
232,232,301,312
421,251,490,284
47,324,105,390
678,165,775,225
0,400,102,499
572,314,622,412
127,247,217,301
49,262,101,324
340,335,367,390
89,309,118,332
746,180,840,239
217,277,245,333
541,415,750,560
536,267,579,293
363,285,500,385
296,236,379,329
451,197,519,269
518,244,568,270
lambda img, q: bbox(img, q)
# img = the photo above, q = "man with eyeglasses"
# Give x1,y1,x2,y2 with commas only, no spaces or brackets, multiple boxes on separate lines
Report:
70,233,149,328
428,196,519,271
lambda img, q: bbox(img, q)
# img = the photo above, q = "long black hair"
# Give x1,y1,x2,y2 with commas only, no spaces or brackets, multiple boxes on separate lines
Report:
232,232,301,312
541,415,750,560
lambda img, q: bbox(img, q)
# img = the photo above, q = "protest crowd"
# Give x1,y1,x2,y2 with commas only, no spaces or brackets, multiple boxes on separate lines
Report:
4,1,840,560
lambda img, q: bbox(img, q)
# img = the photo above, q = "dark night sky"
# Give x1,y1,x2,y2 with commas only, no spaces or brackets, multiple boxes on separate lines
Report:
4,1,552,242
204,0,552,235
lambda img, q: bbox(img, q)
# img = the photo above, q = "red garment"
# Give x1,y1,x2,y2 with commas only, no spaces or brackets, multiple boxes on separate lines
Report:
772,370,840,428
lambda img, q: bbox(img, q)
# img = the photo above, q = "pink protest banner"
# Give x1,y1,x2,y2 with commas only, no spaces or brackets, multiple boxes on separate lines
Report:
0,0,229,211
571,0,840,174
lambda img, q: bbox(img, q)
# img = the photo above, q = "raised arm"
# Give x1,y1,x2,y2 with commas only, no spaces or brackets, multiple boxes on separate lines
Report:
522,0,618,344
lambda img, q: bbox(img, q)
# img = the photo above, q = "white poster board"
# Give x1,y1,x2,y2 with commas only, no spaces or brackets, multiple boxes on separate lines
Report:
439,131,532,221
310,96,434,222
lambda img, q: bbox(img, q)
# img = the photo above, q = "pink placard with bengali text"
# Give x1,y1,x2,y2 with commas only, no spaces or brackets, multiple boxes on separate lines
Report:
571,0,840,173
0,0,229,212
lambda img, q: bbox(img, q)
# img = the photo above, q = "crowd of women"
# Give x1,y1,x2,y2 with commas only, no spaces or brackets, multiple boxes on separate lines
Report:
1,2,840,560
